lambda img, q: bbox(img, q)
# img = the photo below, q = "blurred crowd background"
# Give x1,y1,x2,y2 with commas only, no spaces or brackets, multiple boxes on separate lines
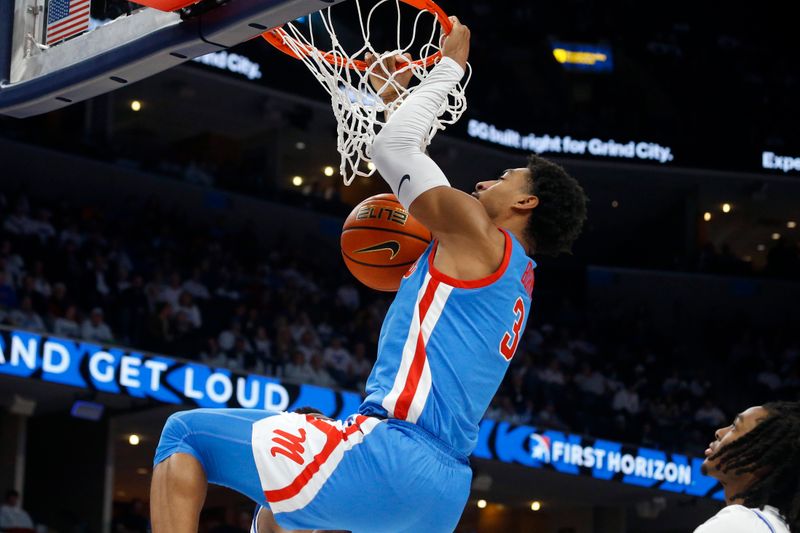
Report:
2,188,797,458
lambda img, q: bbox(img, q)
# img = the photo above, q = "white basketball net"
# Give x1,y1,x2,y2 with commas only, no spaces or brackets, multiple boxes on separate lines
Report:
267,0,471,185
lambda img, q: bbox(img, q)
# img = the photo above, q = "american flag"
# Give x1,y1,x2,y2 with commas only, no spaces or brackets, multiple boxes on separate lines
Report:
46,0,91,46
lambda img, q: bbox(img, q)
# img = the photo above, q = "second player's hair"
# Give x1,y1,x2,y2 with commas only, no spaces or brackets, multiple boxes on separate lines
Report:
713,401,800,531
524,155,587,256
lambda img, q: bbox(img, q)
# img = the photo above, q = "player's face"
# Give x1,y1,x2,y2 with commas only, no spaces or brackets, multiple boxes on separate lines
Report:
471,167,533,219
701,405,769,477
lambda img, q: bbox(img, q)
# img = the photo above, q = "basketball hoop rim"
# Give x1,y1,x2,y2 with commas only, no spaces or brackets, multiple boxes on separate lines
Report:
261,0,453,71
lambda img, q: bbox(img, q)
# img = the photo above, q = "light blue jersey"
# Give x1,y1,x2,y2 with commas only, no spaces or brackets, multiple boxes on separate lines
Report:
360,228,536,456
154,228,535,532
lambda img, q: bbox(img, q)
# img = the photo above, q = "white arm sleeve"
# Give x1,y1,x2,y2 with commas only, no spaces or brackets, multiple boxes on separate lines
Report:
370,56,466,210
694,505,782,533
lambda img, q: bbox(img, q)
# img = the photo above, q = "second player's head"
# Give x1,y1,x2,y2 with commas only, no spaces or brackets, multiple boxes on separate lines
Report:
472,155,587,256
701,401,800,529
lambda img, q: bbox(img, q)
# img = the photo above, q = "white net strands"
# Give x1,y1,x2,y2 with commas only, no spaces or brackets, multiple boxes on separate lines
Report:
266,0,471,184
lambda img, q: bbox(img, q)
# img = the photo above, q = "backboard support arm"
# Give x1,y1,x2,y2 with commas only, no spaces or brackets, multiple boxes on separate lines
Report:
0,0,347,118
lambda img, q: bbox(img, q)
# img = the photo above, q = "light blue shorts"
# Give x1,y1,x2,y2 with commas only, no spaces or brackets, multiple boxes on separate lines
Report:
154,408,471,532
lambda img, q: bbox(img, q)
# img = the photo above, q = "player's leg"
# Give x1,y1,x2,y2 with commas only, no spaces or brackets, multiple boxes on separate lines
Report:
150,452,207,533
150,408,278,533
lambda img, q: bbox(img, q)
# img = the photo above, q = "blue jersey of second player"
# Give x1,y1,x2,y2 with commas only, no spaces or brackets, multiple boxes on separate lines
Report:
359,228,536,456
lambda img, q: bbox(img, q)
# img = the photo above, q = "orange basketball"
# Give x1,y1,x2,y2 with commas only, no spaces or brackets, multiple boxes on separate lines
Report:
341,194,432,292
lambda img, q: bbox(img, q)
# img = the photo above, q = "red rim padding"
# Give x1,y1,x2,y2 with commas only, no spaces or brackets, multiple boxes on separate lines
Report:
262,0,453,71
132,0,199,11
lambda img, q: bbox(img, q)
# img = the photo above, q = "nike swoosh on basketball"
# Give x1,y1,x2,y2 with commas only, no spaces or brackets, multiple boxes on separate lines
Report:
354,241,401,260
397,174,411,197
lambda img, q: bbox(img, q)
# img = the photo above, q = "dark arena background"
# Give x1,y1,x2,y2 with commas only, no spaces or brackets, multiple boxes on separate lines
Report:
1,0,799,532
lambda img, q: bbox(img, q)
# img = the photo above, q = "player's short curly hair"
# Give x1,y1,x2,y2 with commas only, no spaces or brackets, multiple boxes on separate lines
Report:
524,155,588,256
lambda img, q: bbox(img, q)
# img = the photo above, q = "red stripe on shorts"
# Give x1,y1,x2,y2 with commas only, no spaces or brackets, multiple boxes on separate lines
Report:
263,415,368,502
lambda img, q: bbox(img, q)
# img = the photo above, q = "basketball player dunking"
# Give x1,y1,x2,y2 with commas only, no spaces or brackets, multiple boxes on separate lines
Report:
150,18,587,533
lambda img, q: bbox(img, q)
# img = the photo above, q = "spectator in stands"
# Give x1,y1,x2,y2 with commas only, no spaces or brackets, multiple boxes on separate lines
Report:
612,381,641,438
31,209,55,243
612,382,641,415
507,371,530,415
323,337,352,385
573,362,606,433
535,402,568,431
290,312,316,343
86,254,112,306
688,373,711,399
145,271,168,312
253,326,271,358
214,272,241,301
200,337,227,368
117,273,148,344
182,268,210,300
0,240,25,286
10,297,45,332
296,329,321,362
568,328,597,357
538,359,566,403
228,336,255,372
662,369,686,395
163,273,184,309
0,270,16,309
115,266,132,294
284,350,314,384
175,291,202,329
218,320,243,352
308,353,336,388
53,305,81,338
695,400,727,428
46,282,70,320
59,220,83,248
336,283,360,311
574,362,606,398
349,342,372,390
0,489,35,532
3,201,36,236
16,277,45,315
108,237,133,274
756,361,782,392
81,307,113,342
171,311,199,359
30,261,51,300
146,302,174,353
58,241,83,292
252,326,275,375
271,325,295,376
242,308,262,340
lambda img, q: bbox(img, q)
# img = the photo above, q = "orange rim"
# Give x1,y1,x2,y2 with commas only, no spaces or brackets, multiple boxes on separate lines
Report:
262,0,453,71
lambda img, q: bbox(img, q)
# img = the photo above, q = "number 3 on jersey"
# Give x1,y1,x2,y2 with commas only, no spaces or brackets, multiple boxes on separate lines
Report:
499,297,525,361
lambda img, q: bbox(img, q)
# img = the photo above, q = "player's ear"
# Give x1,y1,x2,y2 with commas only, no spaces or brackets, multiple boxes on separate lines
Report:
514,195,538,211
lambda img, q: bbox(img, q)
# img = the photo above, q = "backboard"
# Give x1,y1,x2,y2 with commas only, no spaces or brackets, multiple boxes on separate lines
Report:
0,0,347,118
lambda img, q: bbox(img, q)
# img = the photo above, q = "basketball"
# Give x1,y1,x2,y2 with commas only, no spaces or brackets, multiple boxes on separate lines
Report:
341,193,432,292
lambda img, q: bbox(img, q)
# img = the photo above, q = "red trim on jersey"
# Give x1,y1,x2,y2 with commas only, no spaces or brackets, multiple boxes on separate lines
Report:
393,279,440,420
427,229,512,289
263,415,369,502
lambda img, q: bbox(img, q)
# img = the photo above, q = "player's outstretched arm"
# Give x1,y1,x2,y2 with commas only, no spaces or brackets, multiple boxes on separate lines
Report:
371,18,503,271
